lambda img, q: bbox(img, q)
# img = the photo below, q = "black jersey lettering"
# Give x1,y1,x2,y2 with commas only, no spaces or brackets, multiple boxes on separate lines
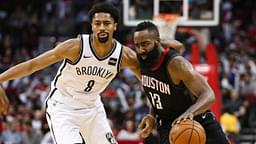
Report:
75,66,114,80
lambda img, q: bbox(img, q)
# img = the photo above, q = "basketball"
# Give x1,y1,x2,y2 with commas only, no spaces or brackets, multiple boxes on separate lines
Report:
169,120,206,144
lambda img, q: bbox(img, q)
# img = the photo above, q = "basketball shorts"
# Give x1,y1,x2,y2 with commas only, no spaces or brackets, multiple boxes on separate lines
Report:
156,111,230,144
46,98,117,144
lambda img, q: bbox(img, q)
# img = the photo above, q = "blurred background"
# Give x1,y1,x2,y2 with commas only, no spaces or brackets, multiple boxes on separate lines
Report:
0,0,256,144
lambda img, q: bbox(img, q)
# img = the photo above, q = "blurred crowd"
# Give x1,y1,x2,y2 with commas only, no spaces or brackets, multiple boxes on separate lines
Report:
0,0,256,144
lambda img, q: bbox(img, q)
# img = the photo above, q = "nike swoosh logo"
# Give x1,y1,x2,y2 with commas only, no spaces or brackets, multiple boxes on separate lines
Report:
202,114,206,119
83,55,92,58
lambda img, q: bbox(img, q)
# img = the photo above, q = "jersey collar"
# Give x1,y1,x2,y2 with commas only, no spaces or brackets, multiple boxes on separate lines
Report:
151,48,170,71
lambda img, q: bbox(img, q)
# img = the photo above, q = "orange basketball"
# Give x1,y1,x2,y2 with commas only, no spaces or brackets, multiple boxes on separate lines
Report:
169,120,206,144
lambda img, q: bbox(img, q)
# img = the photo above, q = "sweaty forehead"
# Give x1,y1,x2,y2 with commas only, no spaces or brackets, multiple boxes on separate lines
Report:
134,30,155,42
93,12,114,21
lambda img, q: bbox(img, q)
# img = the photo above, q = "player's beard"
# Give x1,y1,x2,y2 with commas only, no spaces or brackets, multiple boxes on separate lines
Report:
97,33,109,43
137,44,161,70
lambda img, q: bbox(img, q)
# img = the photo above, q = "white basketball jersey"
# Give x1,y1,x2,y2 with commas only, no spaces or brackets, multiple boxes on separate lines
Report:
47,34,123,108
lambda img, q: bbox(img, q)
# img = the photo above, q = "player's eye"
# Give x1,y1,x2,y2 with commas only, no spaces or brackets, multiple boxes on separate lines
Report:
94,22,101,26
104,22,111,26
141,42,149,47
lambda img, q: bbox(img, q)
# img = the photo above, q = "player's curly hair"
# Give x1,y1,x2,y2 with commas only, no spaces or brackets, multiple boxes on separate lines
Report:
88,3,119,23
135,21,160,37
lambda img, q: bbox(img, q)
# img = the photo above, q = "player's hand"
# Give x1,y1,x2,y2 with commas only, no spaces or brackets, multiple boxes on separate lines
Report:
138,114,156,138
171,111,193,127
160,39,184,54
0,86,9,115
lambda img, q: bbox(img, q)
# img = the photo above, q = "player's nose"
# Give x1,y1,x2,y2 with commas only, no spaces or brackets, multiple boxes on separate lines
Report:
137,46,147,54
99,23,105,30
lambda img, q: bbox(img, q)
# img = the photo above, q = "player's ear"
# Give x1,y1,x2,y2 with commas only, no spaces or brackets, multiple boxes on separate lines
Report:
91,23,95,31
155,37,161,45
157,38,160,43
155,34,160,42
113,23,117,31
156,41,161,47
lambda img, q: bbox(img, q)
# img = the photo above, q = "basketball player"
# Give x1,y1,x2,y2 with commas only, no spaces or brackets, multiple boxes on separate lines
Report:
0,3,184,144
135,22,230,144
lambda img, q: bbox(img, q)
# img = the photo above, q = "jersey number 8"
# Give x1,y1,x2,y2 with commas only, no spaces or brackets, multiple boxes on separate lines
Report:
84,80,95,92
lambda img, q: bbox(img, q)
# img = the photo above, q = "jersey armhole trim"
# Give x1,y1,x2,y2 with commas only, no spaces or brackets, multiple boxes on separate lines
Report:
44,88,57,110
53,60,68,88
117,45,123,72
65,35,83,65
166,53,186,89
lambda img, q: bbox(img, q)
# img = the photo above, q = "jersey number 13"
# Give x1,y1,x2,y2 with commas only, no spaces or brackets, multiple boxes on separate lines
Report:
149,92,163,110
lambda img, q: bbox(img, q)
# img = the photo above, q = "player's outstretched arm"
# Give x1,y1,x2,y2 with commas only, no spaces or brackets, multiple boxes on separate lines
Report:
0,38,80,83
0,85,9,114
168,56,215,126
120,46,141,79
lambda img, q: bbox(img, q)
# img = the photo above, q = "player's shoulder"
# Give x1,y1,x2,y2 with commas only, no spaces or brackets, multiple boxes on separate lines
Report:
122,45,135,54
119,45,139,67
60,37,80,45
121,46,137,61
167,56,193,73
168,55,190,65
54,37,81,56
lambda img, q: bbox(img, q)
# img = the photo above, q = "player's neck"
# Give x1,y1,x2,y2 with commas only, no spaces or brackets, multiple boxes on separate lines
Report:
91,36,115,58
156,47,165,62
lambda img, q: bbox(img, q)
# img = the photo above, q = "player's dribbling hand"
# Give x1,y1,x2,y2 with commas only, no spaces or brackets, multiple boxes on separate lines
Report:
138,114,155,138
0,86,9,115
171,111,193,127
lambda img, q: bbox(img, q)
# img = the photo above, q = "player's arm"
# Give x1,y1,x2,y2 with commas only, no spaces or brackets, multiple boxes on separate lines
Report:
168,56,215,125
0,38,80,83
120,46,141,80
0,85,9,114
160,39,184,54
